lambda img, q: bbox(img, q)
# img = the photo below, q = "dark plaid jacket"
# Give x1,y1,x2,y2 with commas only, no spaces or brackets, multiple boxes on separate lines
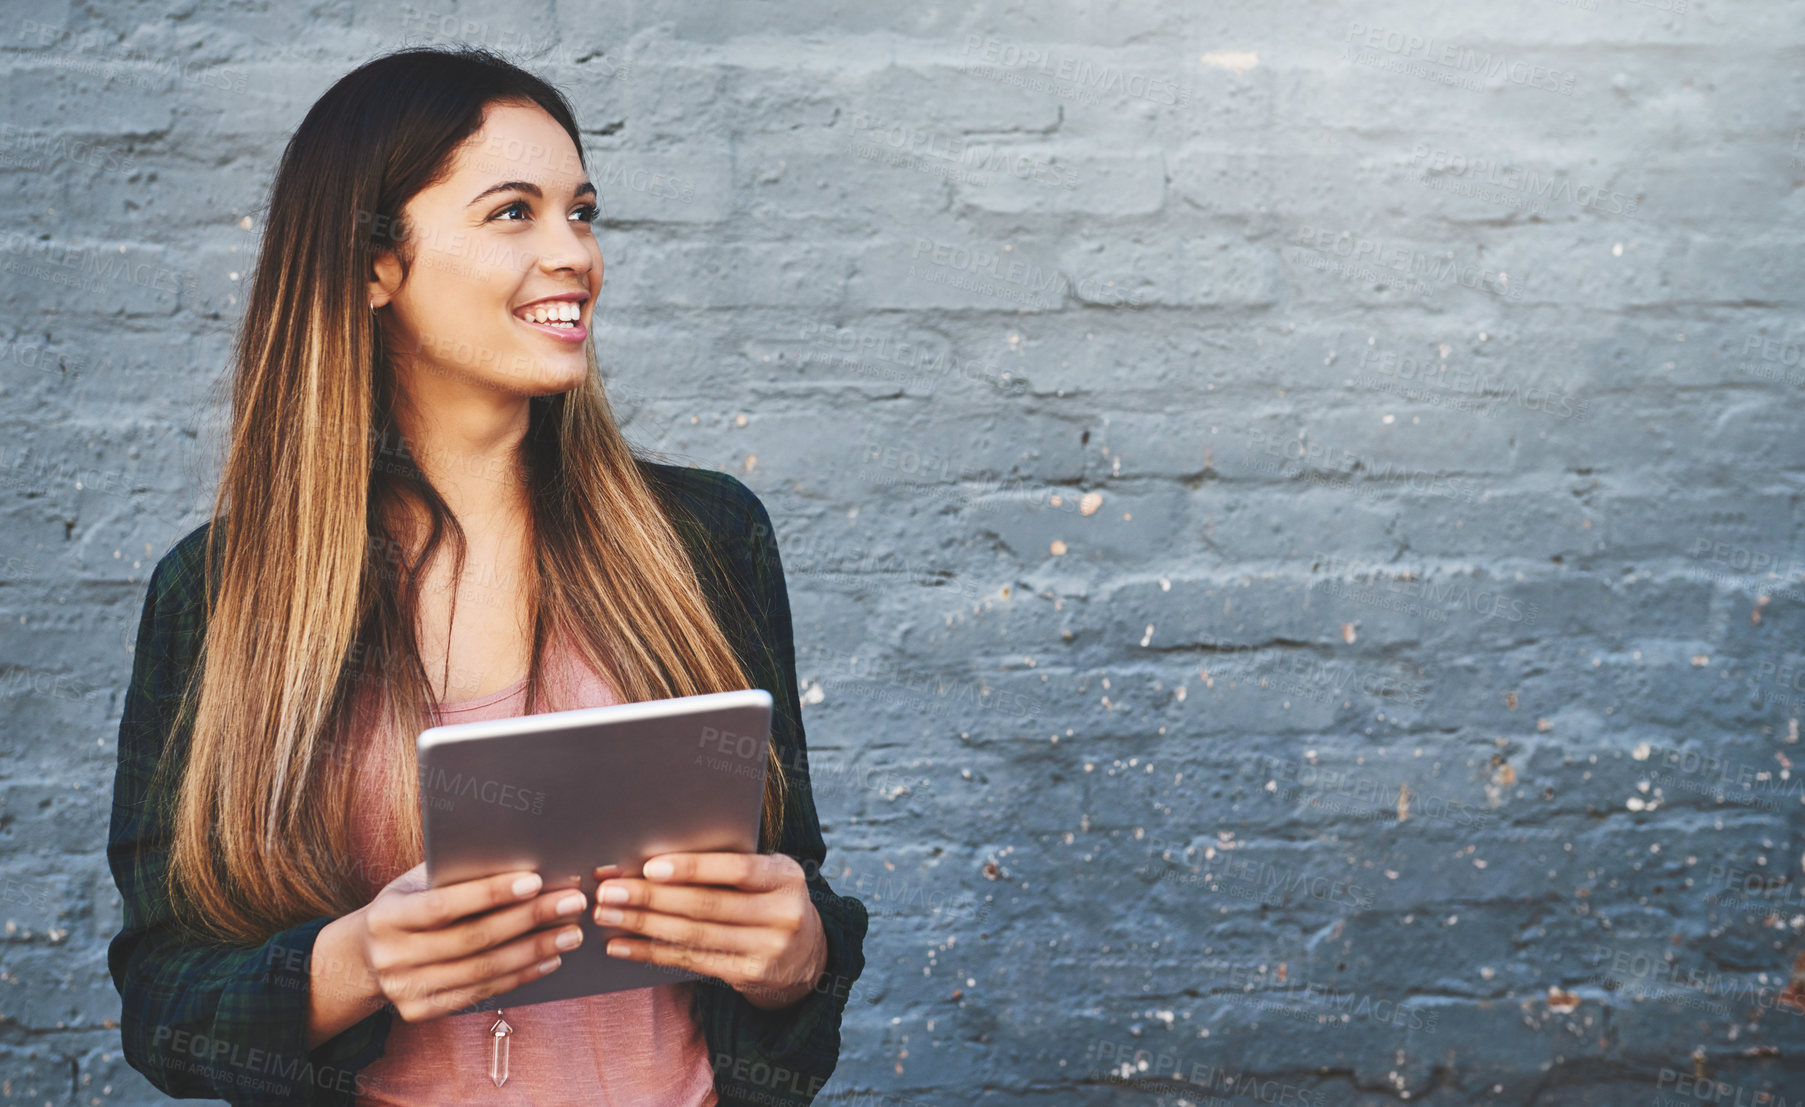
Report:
106,462,868,1105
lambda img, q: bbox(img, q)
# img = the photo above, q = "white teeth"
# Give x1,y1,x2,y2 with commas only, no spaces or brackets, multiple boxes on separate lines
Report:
519,301,581,326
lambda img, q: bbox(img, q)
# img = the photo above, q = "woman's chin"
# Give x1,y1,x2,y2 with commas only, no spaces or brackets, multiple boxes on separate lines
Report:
484,352,590,397
547,362,593,390
522,368,592,398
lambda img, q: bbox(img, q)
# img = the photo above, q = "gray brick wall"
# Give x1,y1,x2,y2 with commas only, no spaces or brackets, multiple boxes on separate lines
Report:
3,1,1802,1103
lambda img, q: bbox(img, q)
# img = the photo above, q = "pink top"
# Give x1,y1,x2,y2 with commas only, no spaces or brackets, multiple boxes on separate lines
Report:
345,634,718,1107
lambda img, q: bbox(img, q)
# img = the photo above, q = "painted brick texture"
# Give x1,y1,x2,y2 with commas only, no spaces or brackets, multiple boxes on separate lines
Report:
2,2,1802,1104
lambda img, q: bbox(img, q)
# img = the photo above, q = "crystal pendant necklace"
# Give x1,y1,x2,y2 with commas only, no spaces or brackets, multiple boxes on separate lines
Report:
489,1009,513,1087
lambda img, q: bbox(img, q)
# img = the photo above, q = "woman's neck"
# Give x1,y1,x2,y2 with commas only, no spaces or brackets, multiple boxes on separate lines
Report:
391,390,534,524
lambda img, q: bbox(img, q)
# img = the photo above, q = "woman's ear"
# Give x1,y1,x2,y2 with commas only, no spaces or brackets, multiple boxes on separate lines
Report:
368,249,403,311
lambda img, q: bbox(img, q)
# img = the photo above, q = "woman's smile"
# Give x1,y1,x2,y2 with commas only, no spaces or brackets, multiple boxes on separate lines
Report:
512,292,589,342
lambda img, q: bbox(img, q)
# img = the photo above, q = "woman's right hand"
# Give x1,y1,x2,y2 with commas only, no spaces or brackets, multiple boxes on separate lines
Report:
355,863,587,1023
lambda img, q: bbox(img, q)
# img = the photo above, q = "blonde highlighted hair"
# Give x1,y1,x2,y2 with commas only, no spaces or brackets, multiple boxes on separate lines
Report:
153,46,784,946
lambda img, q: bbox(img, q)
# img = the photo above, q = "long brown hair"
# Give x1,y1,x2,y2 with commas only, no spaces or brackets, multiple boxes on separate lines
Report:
154,46,786,946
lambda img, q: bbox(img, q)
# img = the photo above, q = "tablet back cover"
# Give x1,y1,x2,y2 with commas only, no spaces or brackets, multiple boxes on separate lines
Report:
417,688,773,1010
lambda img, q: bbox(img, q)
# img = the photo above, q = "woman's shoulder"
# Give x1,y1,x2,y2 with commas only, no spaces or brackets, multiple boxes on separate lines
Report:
636,456,769,549
119,521,218,700
142,462,777,600
142,520,217,615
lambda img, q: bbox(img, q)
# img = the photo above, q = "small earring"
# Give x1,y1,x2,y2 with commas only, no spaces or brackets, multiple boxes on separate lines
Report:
369,300,377,311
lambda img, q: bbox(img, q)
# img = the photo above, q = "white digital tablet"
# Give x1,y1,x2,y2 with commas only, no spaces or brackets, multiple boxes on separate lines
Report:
417,687,773,1009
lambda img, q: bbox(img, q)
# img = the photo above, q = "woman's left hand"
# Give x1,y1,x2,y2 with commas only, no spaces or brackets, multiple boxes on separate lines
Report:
594,853,828,1010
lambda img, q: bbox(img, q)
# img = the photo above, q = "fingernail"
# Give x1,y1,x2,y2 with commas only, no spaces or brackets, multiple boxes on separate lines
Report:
644,860,674,880
599,884,628,905
597,907,624,925
538,956,562,973
513,874,542,898
556,927,583,950
556,892,586,915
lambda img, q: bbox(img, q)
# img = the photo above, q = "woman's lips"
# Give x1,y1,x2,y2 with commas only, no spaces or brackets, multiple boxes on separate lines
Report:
514,314,588,343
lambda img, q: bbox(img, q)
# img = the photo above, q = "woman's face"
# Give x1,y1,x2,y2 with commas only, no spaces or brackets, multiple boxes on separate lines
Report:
370,100,602,402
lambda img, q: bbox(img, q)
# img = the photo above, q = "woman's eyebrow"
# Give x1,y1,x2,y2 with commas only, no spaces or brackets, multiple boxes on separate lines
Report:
467,179,598,206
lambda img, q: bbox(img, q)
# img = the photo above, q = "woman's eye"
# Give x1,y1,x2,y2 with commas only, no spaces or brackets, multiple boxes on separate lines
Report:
493,201,598,223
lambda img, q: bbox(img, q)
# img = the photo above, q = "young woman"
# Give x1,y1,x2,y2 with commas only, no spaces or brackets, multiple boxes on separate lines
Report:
106,47,866,1106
